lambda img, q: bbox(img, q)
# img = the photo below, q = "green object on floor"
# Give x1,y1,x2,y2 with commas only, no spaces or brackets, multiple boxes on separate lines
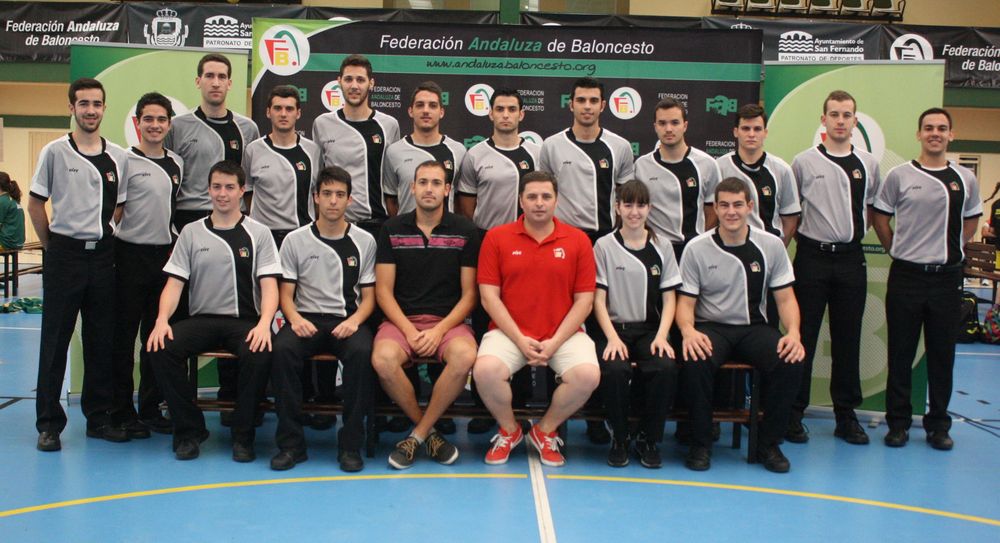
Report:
0,297,42,313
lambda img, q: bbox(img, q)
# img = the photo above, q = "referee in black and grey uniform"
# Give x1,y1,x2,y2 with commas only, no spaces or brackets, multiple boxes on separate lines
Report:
788,90,880,445
872,108,981,451
27,78,129,451
111,92,183,437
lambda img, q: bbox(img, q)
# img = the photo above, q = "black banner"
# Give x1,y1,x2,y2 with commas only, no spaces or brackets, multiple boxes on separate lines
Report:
703,16,882,62
881,25,1000,89
252,21,761,158
521,12,701,29
126,2,304,51
0,1,126,62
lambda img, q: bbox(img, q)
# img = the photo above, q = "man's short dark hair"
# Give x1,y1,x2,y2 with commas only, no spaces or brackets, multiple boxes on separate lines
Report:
209,160,246,188
340,54,373,79
198,53,232,78
519,171,558,196
918,107,952,130
571,77,604,102
316,166,352,196
267,85,300,109
655,98,687,122
414,160,449,184
735,103,767,127
69,77,105,104
410,81,443,107
823,90,856,114
489,87,523,109
714,177,751,203
135,92,174,119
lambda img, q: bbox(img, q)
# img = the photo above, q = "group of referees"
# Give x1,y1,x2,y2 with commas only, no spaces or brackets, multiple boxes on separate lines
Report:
26,52,980,475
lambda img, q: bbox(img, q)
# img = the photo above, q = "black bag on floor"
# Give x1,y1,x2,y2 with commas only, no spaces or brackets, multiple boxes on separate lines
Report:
957,290,981,343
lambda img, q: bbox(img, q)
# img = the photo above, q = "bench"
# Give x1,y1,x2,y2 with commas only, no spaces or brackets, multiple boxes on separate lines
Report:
187,352,762,463
0,241,43,297
964,241,1000,303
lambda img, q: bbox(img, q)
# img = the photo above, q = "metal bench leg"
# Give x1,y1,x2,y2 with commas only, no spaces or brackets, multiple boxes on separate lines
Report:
747,368,761,464
11,251,18,298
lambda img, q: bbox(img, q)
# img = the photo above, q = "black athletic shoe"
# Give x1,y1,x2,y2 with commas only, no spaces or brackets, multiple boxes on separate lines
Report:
434,418,457,435
37,431,61,452
884,428,909,448
675,422,721,446
467,417,496,434
121,419,151,440
270,449,308,471
926,430,954,451
684,446,711,471
232,441,256,463
634,434,662,469
758,444,791,473
785,418,809,444
173,431,208,461
586,420,611,445
607,438,630,467
834,420,870,445
338,450,364,472
86,424,130,443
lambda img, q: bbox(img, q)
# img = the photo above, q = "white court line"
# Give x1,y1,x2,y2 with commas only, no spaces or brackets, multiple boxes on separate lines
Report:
956,351,1000,357
0,326,41,331
527,432,558,543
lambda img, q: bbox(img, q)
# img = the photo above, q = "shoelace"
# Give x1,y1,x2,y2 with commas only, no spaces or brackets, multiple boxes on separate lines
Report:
489,430,518,452
397,437,419,459
425,434,446,457
540,433,564,452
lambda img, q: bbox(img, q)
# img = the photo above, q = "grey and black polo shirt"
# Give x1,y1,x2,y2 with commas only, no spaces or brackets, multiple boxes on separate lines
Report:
679,227,795,326
538,128,635,236
312,109,400,224
245,135,322,232
873,160,982,265
455,137,540,230
375,210,479,318
633,146,719,244
594,231,682,324
164,215,282,320
279,223,376,317
383,135,466,215
165,108,259,212
29,134,128,241
716,151,801,239
115,147,182,246
792,144,880,244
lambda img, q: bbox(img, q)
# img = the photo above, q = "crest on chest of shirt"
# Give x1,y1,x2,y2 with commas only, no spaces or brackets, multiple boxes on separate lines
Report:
106,172,118,184
761,186,772,197
685,177,696,188
171,174,180,185
599,158,610,169
229,140,240,150
553,247,565,259
852,169,862,180
519,160,530,170
239,247,250,258
347,256,358,267
372,134,382,144
750,261,761,273
296,161,307,171
443,160,454,170
650,265,661,276
949,181,960,192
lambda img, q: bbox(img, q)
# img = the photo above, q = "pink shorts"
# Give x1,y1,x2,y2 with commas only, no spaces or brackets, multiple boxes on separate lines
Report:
375,314,475,364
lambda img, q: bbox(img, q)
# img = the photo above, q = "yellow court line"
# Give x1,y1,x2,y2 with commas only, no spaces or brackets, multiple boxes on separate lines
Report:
547,475,1000,528
0,473,526,519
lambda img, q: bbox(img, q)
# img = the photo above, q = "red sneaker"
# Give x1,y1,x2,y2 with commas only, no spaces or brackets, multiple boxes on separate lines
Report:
485,425,523,465
528,425,565,467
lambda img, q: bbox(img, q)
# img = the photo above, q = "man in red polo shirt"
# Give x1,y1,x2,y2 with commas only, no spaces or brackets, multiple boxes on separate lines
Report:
473,171,600,467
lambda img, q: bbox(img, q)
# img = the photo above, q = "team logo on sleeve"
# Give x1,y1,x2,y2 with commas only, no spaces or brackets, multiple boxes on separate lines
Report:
650,265,661,276
852,169,863,180
949,181,960,191
553,248,566,259
750,261,761,273
347,256,358,267
239,247,250,258
229,140,240,150
599,158,610,169
685,177,697,188
106,172,117,183
761,186,772,197
295,161,307,171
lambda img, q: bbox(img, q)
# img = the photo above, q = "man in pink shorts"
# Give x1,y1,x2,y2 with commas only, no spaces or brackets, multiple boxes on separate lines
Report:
372,160,480,469
473,171,601,467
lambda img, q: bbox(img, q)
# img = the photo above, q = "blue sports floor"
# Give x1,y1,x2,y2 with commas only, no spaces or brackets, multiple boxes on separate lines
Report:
1,274,998,541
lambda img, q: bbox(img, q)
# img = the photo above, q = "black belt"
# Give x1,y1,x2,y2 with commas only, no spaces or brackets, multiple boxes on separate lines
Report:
48,233,112,251
796,234,861,254
894,260,964,274
612,322,654,332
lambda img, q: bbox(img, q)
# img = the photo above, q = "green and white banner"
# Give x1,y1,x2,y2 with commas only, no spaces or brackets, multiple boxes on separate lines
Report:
764,61,946,413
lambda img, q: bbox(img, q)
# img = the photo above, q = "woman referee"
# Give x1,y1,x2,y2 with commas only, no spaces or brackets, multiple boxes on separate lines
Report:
592,180,682,468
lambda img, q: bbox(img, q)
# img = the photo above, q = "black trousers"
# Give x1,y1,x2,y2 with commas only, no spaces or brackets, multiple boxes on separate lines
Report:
792,240,866,422
111,240,170,423
36,234,116,433
884,261,962,432
271,315,374,453
596,323,677,442
150,316,271,447
680,322,802,449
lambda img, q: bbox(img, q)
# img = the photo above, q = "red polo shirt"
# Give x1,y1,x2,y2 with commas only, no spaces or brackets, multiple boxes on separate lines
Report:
478,216,596,340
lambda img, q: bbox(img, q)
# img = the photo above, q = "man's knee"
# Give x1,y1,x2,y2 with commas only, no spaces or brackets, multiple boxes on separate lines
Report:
371,341,406,378
473,356,511,387
442,338,477,373
565,363,600,393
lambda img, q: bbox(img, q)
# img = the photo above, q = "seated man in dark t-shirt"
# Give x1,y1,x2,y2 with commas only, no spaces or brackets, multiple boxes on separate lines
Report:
372,160,480,470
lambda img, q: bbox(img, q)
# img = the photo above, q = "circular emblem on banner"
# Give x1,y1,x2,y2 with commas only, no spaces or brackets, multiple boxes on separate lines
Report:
465,84,494,117
519,131,542,146
812,111,886,162
889,34,934,61
259,25,311,76
609,87,642,120
124,96,190,148
321,81,343,112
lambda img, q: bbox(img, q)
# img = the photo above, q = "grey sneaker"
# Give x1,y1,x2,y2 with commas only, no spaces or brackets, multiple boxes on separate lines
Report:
425,431,459,465
388,436,421,470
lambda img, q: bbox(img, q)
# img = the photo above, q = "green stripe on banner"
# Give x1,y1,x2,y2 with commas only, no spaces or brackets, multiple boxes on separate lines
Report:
303,54,760,82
